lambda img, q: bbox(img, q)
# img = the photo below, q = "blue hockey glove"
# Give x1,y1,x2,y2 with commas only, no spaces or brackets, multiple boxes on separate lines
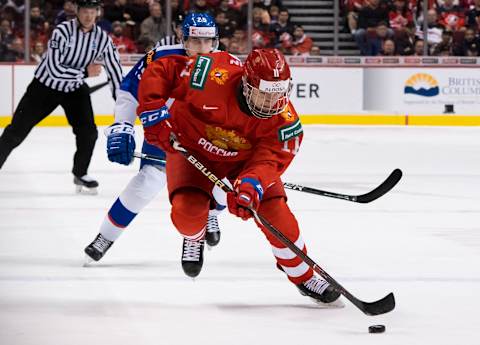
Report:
105,122,136,165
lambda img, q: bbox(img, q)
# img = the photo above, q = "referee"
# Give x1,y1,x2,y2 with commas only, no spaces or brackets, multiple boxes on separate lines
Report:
0,0,123,193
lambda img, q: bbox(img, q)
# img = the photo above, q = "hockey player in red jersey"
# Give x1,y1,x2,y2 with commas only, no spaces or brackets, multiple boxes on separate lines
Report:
137,48,341,304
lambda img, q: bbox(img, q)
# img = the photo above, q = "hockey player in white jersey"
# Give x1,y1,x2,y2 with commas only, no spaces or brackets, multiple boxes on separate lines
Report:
84,13,226,272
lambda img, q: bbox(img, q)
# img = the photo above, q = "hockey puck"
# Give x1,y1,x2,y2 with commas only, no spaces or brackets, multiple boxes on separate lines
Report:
368,325,386,333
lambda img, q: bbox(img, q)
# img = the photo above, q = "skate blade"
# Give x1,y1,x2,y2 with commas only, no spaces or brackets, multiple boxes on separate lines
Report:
206,241,219,250
75,186,98,195
310,297,345,309
83,255,95,267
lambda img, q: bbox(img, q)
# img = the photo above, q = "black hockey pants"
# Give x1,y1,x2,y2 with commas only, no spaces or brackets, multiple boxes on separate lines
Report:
0,78,98,177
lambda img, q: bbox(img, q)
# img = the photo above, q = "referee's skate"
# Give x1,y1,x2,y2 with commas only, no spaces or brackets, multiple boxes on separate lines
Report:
74,175,99,195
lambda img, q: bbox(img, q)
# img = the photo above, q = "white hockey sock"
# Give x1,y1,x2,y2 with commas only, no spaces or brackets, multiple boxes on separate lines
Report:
210,177,229,217
99,165,167,242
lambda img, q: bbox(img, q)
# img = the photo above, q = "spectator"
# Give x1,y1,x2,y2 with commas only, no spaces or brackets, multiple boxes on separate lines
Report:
0,18,14,44
354,0,391,55
1,5,20,26
171,13,184,43
416,9,444,47
438,0,466,31
104,0,129,24
269,5,280,24
392,29,413,54
136,36,156,53
229,28,248,54
466,0,480,30
139,1,167,46
191,0,215,15
230,0,249,11
253,0,269,10
30,6,49,34
110,21,136,53
228,39,241,54
367,21,394,55
0,18,14,60
413,0,438,27
96,7,113,33
1,37,23,62
433,29,454,55
2,0,24,16
264,0,284,6
381,38,397,55
30,41,45,63
310,45,321,55
215,0,241,28
206,0,222,6
289,25,313,55
219,36,230,51
454,27,480,55
270,8,294,48
460,0,476,8
389,0,414,32
216,11,235,38
413,38,426,55
252,6,273,48
346,0,367,34
54,0,76,26
127,0,150,24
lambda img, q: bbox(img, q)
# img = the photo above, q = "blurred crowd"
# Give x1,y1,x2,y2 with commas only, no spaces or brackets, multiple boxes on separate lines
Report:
3,0,476,60
342,0,480,56
0,0,321,62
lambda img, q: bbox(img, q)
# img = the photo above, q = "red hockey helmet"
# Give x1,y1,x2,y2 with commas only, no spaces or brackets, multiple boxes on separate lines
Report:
242,48,292,119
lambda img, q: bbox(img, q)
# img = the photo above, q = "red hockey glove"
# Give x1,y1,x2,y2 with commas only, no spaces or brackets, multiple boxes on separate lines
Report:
227,176,264,221
139,105,177,153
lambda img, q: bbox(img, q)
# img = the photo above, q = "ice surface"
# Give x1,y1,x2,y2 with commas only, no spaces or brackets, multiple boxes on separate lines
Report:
1,125,479,345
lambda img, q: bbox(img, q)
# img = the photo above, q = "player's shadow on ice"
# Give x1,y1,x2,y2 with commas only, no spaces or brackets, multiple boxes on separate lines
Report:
217,303,338,311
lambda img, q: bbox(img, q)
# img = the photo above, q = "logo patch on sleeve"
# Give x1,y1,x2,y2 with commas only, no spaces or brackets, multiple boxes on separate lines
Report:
278,118,303,142
145,49,155,65
190,56,212,90
49,40,59,49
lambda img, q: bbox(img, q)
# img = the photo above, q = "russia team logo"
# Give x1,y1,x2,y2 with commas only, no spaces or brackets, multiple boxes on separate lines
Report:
404,73,439,97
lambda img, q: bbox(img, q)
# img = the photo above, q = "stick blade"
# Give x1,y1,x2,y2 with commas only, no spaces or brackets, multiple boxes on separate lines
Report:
360,292,396,316
356,169,403,203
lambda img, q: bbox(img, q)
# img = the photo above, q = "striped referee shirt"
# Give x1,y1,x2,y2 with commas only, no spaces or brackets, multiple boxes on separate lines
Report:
155,35,179,48
34,19,123,98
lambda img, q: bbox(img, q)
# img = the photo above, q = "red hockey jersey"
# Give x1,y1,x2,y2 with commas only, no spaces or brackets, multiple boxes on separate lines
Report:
137,51,303,189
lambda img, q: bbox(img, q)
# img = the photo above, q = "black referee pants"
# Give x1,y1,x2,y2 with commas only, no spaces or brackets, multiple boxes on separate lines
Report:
0,78,98,177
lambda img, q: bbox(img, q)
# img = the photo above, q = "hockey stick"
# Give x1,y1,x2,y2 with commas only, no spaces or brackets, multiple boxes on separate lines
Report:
283,169,402,203
89,81,109,94
133,152,401,204
168,140,395,316
133,152,166,164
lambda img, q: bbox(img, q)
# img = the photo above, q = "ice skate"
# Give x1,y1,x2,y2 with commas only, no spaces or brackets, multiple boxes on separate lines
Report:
205,214,221,249
84,233,113,265
74,174,99,195
181,238,204,278
296,275,344,307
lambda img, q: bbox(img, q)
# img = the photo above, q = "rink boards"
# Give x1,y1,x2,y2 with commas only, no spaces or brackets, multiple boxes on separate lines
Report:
0,64,479,127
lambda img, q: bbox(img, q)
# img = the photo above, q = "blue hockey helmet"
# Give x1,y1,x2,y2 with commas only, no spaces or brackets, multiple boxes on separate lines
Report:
181,12,219,52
